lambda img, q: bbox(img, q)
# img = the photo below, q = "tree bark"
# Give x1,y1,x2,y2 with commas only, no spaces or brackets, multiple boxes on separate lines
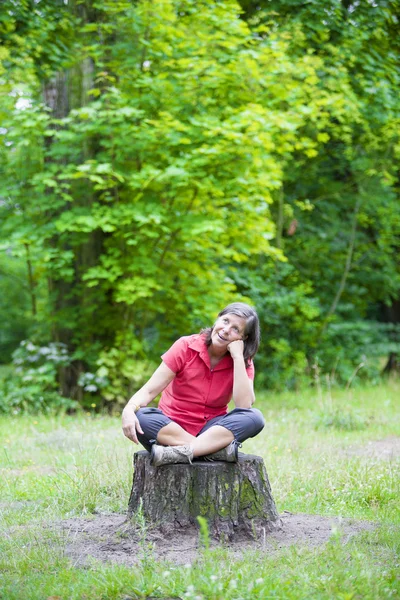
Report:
24,243,37,317
41,3,113,399
128,451,280,540
381,299,400,375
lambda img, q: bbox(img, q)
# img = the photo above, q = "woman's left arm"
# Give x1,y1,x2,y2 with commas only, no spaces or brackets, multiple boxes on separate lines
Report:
227,340,255,408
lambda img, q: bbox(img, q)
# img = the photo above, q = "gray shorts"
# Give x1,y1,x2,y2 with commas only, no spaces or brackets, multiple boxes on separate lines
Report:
136,406,265,452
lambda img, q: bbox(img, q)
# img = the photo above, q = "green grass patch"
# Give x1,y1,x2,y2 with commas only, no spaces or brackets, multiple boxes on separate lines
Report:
0,381,399,599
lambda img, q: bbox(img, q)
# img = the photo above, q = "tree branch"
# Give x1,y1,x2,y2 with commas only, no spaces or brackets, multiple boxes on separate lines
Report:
24,243,37,317
319,198,361,338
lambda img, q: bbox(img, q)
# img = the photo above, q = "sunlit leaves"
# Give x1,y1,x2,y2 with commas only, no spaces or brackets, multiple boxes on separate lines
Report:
0,0,399,400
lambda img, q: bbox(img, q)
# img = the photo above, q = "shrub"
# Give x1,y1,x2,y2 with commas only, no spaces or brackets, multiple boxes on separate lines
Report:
0,340,77,414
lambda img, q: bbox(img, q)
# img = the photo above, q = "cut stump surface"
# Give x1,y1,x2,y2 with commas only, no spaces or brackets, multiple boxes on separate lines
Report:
128,451,280,540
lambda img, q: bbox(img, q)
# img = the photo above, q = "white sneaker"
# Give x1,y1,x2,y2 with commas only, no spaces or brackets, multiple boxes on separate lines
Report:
150,444,193,467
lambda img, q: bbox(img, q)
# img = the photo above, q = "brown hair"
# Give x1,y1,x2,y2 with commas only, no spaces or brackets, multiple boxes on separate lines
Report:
201,302,260,368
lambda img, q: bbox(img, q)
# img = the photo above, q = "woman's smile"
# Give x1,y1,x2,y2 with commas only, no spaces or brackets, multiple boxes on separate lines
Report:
211,313,247,347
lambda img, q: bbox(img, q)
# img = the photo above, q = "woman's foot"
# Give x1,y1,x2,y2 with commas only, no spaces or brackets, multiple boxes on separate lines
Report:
150,444,193,467
203,440,240,462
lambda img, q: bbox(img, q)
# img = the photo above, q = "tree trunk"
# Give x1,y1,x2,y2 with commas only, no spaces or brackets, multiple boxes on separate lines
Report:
381,299,400,375
41,3,114,399
128,451,280,540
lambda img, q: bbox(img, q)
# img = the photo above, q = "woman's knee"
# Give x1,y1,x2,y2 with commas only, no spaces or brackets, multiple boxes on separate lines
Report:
229,406,265,439
135,407,171,446
248,407,265,435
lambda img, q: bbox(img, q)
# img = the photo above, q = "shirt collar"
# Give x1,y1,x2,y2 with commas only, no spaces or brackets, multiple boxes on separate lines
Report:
188,334,233,370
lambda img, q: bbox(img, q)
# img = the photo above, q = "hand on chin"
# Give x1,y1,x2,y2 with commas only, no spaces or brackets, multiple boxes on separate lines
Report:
227,339,244,359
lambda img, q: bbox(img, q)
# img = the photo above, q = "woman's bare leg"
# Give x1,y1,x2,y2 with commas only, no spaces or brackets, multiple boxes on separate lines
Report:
191,425,234,457
157,423,234,457
157,422,196,446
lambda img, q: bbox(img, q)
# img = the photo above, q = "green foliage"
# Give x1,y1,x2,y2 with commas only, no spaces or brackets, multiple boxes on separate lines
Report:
94,332,158,406
317,321,400,385
234,0,400,388
197,515,211,552
0,0,399,405
0,254,32,362
0,341,76,414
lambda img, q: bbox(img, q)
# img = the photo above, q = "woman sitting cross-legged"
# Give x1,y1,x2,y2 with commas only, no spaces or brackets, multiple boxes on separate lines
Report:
121,302,265,466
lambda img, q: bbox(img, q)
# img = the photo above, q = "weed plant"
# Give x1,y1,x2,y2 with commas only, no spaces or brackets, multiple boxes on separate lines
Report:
0,381,399,599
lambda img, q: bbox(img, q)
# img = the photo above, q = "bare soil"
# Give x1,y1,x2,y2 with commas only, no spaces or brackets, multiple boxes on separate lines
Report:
344,436,400,460
57,511,375,567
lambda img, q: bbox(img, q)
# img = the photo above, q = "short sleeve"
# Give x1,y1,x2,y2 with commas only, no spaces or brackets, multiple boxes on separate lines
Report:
246,360,255,381
161,337,190,374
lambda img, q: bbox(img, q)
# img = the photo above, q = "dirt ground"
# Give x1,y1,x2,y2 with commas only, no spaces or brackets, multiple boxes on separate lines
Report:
53,436,398,567
344,436,400,461
58,511,375,567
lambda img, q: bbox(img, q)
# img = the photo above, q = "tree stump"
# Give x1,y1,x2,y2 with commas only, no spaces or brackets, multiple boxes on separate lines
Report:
128,451,280,540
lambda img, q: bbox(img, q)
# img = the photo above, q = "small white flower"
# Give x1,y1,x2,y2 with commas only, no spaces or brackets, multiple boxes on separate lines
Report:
16,97,32,110
162,570,170,577
84,384,97,392
256,578,264,584
39,347,51,355
210,575,218,581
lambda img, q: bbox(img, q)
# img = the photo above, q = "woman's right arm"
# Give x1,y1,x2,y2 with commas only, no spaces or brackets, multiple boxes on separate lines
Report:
122,362,176,444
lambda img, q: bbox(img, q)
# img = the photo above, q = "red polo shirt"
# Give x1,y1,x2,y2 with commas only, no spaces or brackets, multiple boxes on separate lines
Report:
158,333,255,436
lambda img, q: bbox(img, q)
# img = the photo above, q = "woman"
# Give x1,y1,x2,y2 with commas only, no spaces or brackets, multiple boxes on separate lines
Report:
122,302,265,466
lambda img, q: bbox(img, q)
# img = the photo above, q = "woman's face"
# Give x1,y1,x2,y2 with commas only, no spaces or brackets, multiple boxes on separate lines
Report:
211,312,247,350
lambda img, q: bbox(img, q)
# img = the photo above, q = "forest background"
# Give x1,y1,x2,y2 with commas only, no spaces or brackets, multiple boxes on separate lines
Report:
0,0,399,414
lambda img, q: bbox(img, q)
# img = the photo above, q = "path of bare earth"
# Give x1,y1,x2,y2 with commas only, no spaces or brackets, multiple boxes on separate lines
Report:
56,510,376,567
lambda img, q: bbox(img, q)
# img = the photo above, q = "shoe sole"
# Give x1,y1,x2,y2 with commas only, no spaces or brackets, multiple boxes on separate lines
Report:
233,443,239,461
150,444,156,466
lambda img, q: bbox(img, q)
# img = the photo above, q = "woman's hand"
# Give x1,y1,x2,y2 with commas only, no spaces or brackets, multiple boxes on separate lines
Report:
122,407,144,444
227,339,245,360
121,362,176,444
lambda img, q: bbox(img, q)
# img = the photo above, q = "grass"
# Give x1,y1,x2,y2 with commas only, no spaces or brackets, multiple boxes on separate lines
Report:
0,380,399,599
